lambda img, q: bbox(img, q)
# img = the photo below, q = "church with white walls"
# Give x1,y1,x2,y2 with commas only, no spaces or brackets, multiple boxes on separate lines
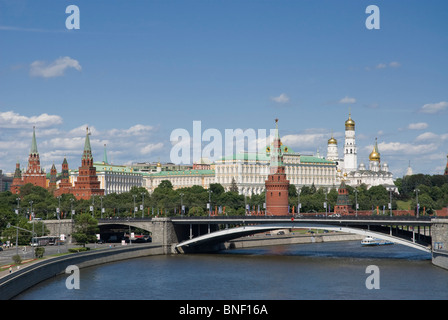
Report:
327,113,397,192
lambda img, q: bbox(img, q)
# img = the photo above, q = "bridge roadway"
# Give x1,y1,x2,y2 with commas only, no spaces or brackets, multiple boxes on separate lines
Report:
170,215,433,253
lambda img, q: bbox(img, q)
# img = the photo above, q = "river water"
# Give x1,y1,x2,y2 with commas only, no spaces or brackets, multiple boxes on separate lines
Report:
14,241,448,300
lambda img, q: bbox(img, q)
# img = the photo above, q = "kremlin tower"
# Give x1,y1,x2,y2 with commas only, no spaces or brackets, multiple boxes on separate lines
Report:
10,127,47,193
71,127,104,200
265,119,290,216
334,176,352,215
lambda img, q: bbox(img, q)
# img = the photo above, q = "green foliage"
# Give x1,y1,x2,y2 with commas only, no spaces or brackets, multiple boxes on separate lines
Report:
72,213,99,246
34,247,45,258
68,247,90,253
12,254,22,265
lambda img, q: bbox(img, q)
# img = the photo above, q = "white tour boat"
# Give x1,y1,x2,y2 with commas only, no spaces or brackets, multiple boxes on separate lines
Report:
361,236,394,246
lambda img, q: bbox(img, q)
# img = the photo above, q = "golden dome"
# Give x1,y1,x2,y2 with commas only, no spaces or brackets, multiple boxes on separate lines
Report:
345,113,355,130
369,138,381,162
328,136,337,145
157,161,162,167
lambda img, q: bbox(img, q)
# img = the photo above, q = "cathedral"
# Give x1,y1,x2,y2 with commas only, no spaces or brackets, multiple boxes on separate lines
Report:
327,113,397,192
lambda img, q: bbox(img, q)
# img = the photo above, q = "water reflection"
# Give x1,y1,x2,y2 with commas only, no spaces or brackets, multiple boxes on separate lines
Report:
15,241,446,300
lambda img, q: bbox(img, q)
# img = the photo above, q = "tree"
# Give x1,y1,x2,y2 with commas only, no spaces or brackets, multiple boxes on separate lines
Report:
72,213,99,247
229,177,239,193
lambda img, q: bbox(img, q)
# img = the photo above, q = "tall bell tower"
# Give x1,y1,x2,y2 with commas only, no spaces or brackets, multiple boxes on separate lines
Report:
343,112,357,173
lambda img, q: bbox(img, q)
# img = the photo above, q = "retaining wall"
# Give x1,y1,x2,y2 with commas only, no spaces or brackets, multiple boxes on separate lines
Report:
0,243,163,300
224,232,363,249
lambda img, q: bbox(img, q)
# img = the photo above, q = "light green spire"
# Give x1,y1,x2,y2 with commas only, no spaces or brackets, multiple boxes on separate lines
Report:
270,118,284,169
30,126,38,155
82,127,93,161
103,144,108,164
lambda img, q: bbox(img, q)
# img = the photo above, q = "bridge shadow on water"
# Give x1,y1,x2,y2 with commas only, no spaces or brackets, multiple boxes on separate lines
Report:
219,241,432,261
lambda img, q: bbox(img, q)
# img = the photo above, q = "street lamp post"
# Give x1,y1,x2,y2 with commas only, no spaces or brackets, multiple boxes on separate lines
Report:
208,189,213,216
415,189,420,218
100,196,104,219
7,223,36,258
29,201,33,220
389,188,393,217
180,193,184,216
141,192,145,218
133,194,137,218
16,197,20,215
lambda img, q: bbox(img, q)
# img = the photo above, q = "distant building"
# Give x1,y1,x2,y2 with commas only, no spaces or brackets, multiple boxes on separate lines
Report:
405,161,413,176
143,167,215,193
215,146,337,196
0,170,13,192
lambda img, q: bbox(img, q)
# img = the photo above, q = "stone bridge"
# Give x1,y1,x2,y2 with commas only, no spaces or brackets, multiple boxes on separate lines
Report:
43,216,448,270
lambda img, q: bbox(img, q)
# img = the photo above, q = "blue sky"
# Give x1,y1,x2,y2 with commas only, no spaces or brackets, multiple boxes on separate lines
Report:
0,0,447,177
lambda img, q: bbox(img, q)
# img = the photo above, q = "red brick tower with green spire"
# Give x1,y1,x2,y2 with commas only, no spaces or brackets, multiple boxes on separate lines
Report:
24,126,47,188
10,160,22,194
54,157,73,197
265,119,290,216
71,127,104,200
49,163,57,189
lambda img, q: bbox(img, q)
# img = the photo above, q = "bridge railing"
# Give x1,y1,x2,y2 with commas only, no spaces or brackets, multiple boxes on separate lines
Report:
97,215,434,223
170,215,434,221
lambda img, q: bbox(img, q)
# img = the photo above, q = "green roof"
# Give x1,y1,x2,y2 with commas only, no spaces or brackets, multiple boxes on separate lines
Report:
300,156,334,164
93,162,138,174
148,169,215,177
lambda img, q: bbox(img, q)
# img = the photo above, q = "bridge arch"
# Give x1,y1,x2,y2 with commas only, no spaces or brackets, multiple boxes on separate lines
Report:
176,222,431,253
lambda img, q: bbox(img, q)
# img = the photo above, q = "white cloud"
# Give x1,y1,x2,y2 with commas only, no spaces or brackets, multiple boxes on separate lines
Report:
141,143,164,155
419,101,448,114
0,111,165,173
0,110,63,128
282,132,327,149
375,141,438,155
373,61,401,70
108,124,155,136
30,56,82,78
271,93,289,103
408,122,428,130
339,96,356,104
389,61,401,68
415,132,439,142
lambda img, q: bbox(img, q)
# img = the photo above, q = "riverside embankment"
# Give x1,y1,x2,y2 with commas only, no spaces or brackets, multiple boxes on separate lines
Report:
0,243,163,300
225,231,363,249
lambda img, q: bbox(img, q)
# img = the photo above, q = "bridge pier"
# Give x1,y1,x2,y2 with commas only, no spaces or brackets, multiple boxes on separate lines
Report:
42,219,75,243
431,218,448,270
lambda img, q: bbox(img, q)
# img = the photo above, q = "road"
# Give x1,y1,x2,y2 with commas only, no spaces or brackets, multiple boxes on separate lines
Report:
0,242,115,267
